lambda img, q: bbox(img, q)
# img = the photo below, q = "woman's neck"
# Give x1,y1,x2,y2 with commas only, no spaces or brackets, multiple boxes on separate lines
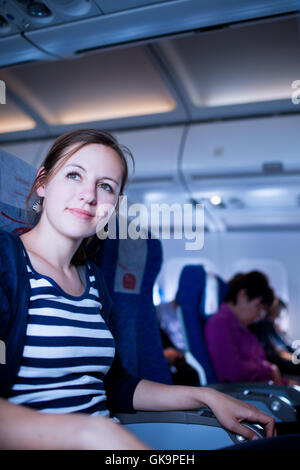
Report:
21,221,82,273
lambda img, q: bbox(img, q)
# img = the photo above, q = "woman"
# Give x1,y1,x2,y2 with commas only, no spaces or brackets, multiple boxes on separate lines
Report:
0,129,275,449
250,298,300,378
205,272,295,385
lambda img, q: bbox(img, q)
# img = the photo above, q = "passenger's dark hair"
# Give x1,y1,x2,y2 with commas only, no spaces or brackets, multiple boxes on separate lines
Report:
278,298,287,311
25,128,134,265
224,271,274,307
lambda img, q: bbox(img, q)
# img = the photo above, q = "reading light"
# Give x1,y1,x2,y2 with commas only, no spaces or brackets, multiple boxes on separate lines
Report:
27,2,51,17
210,195,223,206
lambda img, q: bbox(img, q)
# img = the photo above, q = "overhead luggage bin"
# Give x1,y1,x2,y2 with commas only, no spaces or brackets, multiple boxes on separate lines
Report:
115,126,184,179
20,0,300,58
182,114,300,179
0,34,53,67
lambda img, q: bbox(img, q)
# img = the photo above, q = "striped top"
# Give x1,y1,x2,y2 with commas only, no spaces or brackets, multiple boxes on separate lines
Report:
8,246,115,416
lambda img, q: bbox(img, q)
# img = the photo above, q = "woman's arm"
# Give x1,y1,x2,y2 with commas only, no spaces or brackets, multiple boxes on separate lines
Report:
133,380,275,440
0,398,150,450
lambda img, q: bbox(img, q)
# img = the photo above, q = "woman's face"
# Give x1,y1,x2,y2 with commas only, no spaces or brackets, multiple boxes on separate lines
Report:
37,143,123,240
236,289,264,326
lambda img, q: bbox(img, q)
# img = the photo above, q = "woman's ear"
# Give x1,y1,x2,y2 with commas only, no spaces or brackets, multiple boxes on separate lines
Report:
36,166,46,198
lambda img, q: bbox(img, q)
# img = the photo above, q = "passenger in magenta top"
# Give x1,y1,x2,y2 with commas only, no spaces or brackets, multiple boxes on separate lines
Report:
205,271,295,385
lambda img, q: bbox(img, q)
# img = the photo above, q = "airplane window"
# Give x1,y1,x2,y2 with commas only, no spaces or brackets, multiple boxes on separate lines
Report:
204,272,219,316
153,282,162,306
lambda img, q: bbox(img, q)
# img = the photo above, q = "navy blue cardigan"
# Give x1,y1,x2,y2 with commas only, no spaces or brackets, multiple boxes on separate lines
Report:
0,229,141,414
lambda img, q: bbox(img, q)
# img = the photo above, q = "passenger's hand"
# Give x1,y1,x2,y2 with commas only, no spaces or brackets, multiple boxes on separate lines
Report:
269,364,283,385
279,350,293,361
202,388,275,441
286,378,300,386
164,348,185,366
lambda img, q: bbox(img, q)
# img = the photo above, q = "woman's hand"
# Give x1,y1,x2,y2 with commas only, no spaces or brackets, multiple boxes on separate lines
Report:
164,348,185,366
201,388,276,441
133,380,276,442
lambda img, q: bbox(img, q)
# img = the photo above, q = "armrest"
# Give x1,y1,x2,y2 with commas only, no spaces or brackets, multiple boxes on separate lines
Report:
209,383,300,424
115,409,264,450
210,382,300,406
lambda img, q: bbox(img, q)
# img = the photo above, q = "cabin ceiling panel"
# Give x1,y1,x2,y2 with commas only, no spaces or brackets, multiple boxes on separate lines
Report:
157,16,300,117
0,97,36,134
0,2,299,143
115,126,184,178
0,46,186,139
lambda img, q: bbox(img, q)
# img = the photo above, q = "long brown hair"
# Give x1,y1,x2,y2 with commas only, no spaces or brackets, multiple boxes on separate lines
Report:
25,129,134,265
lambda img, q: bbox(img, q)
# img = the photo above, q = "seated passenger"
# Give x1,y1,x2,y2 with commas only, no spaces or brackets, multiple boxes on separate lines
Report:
156,300,199,385
204,271,293,385
249,298,300,377
0,131,276,449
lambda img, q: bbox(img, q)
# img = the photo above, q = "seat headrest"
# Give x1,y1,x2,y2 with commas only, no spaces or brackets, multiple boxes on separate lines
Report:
176,265,206,311
0,150,38,233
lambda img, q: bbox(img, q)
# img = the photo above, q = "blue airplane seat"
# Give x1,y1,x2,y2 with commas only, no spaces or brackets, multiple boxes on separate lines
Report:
175,265,217,384
0,150,39,233
93,225,173,385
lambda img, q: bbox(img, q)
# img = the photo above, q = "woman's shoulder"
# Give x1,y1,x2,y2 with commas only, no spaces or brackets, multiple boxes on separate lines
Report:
0,229,21,258
0,229,24,285
0,231,21,324
0,228,22,243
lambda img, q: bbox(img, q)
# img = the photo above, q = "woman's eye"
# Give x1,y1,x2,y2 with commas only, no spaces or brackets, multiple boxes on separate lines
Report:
66,171,81,181
98,182,113,193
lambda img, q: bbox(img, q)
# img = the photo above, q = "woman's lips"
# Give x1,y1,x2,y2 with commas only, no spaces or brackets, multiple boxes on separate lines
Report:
68,208,93,220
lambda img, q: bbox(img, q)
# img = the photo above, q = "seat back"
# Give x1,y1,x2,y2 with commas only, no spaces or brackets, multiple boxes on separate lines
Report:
176,265,217,383
94,220,172,384
0,150,38,233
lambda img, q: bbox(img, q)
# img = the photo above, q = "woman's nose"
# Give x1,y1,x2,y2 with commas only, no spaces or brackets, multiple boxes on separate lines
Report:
79,184,97,204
